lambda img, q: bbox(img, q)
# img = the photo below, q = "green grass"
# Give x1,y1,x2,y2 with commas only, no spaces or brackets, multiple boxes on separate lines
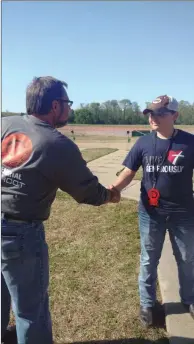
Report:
81,148,118,163
45,192,168,344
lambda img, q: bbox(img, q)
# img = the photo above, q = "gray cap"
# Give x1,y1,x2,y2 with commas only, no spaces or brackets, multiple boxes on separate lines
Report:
143,95,179,115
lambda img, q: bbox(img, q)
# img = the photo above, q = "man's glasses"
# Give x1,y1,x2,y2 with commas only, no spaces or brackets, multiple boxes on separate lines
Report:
56,98,73,107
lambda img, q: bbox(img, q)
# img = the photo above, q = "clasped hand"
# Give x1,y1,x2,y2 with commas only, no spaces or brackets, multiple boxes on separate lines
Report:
107,185,121,203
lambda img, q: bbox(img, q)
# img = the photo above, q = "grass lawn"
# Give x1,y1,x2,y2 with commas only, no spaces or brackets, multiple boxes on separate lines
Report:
81,148,118,163
46,192,168,344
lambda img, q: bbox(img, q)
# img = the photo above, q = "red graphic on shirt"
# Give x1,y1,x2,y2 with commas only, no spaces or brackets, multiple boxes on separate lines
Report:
167,150,184,165
2,133,33,168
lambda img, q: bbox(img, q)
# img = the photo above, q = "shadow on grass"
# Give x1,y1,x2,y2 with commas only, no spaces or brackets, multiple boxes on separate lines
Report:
55,339,168,344
152,302,166,329
54,303,194,344
55,337,194,344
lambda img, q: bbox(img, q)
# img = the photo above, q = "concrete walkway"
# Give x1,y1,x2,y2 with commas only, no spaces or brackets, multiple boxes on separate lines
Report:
88,149,194,344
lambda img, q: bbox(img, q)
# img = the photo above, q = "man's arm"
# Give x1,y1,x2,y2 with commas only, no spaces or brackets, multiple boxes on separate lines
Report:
50,137,120,206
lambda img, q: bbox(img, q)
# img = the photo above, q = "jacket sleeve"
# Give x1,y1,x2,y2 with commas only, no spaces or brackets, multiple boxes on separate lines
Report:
53,137,110,206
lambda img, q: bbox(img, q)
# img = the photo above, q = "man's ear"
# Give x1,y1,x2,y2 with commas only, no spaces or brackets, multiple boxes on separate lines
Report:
52,100,58,112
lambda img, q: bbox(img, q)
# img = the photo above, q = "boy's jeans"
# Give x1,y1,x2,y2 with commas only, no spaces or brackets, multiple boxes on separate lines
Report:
1,218,53,344
138,210,194,308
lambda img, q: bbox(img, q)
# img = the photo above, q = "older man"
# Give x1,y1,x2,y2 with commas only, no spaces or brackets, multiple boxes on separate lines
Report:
1,76,120,344
110,95,194,327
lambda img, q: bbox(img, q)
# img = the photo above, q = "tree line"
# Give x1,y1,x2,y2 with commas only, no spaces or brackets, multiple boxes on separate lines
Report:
2,99,194,125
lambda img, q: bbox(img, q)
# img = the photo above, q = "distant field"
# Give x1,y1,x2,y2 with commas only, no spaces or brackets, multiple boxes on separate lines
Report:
58,125,194,153
60,124,194,138
59,125,194,151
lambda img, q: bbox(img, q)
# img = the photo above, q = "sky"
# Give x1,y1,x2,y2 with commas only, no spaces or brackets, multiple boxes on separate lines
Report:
2,1,194,112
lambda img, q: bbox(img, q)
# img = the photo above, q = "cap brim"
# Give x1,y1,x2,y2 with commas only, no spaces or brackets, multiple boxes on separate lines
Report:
143,108,152,115
143,107,174,116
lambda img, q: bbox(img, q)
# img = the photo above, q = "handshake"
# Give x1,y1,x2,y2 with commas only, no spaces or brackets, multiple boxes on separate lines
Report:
106,185,121,204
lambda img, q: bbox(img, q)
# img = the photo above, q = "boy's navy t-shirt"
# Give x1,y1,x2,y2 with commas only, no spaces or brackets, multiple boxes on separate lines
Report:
123,130,194,215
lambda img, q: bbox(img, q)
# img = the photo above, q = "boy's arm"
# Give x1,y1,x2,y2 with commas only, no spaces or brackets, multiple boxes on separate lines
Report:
110,168,136,192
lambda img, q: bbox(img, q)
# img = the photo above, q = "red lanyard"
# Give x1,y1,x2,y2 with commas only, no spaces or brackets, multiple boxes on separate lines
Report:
148,129,176,207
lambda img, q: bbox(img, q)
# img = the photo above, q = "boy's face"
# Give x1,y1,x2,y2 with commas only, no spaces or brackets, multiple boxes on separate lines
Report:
148,111,178,131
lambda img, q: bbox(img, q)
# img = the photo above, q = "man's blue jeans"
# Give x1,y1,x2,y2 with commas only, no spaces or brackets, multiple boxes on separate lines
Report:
1,218,53,344
138,210,194,308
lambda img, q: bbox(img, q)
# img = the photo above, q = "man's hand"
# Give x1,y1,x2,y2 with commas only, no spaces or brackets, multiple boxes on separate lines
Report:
107,185,121,203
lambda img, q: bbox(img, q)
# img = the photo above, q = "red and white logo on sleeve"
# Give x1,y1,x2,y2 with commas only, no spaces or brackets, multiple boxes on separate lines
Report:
2,133,33,169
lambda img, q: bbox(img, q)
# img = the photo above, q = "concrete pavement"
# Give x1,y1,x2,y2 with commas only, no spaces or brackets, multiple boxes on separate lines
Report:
158,233,194,343
87,149,128,186
87,149,194,344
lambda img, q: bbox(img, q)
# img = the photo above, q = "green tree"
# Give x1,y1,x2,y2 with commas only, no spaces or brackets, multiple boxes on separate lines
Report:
74,108,94,124
68,109,75,123
3,99,194,125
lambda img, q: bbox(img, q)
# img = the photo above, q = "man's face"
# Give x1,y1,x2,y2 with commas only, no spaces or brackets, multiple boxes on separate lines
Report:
53,88,72,128
148,111,178,131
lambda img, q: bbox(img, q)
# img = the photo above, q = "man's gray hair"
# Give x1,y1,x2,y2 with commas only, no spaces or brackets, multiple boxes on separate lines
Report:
26,76,68,115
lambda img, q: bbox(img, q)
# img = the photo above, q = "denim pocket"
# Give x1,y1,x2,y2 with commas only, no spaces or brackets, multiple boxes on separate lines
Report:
1,235,21,260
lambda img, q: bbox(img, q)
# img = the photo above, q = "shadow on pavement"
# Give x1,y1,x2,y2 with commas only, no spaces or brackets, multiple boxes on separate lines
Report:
169,338,194,344
163,302,189,315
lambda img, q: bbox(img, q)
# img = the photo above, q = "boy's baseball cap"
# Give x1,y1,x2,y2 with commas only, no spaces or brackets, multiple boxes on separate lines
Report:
143,95,179,115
